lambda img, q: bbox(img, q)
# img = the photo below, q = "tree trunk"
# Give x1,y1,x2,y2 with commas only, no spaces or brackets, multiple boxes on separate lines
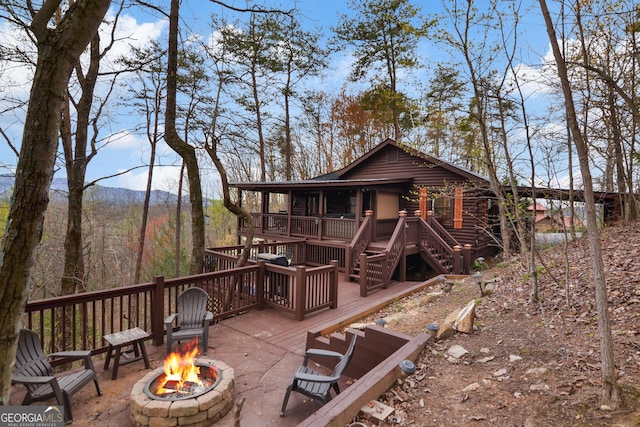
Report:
60,32,102,350
175,162,185,277
538,0,621,408
134,141,155,283
205,140,254,311
165,0,205,275
0,0,111,406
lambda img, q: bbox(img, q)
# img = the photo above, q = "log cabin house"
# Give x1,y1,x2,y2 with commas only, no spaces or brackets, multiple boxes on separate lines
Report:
227,139,622,286
228,139,499,283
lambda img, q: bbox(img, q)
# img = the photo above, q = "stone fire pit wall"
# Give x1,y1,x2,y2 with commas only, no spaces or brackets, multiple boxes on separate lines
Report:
130,359,235,427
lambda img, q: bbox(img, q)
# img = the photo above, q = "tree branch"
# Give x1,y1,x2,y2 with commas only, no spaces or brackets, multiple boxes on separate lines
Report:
81,165,149,192
0,127,19,157
207,0,293,15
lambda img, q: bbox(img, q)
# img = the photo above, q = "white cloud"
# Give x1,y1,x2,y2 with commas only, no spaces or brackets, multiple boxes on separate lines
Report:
98,10,168,72
103,129,143,151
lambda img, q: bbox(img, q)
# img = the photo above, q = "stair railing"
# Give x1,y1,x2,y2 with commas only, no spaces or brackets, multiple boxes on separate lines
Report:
417,217,462,274
382,216,405,284
359,215,406,296
345,214,372,280
424,213,461,249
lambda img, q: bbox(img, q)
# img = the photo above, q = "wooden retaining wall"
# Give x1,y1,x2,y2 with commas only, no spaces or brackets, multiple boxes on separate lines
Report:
301,330,431,426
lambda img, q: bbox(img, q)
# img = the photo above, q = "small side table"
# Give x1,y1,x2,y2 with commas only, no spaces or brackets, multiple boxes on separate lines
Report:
103,327,150,380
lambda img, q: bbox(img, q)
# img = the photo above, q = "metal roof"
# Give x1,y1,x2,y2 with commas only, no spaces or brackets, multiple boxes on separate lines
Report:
229,176,414,191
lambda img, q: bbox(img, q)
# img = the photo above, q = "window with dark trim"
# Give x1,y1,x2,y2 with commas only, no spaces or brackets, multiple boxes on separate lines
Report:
432,196,451,223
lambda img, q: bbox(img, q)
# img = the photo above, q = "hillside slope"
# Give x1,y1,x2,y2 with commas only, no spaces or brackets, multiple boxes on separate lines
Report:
355,222,640,426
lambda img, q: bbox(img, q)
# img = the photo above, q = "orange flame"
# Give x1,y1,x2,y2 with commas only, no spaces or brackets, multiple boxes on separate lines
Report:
156,338,203,395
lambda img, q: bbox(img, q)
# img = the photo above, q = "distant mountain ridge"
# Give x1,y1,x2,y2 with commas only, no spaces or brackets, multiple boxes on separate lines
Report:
0,174,189,206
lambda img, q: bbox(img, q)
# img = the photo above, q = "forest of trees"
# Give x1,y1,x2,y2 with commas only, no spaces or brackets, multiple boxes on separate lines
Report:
0,0,638,409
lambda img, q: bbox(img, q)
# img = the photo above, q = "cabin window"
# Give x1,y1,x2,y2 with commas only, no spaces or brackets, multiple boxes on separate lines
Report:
432,196,451,224
324,190,357,218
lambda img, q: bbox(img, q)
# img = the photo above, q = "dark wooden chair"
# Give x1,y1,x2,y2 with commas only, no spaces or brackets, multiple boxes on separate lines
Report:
12,329,102,424
280,334,358,417
165,287,214,355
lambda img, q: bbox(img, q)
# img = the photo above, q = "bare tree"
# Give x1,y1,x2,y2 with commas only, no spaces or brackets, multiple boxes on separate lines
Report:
538,0,621,408
118,40,167,283
0,0,111,405
165,0,205,275
438,0,517,260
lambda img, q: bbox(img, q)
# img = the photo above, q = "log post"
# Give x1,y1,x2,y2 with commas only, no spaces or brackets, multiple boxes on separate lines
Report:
359,252,368,297
256,261,265,310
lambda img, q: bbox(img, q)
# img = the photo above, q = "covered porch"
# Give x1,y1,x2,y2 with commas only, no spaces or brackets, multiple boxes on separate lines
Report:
234,177,413,243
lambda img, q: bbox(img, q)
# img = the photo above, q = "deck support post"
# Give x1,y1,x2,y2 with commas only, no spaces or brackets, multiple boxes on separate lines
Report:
294,266,306,320
463,244,472,275
330,260,339,309
453,245,462,274
257,261,265,310
152,276,165,347
359,252,368,297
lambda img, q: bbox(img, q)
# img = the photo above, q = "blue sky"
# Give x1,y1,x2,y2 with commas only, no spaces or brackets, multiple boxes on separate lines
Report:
0,1,560,197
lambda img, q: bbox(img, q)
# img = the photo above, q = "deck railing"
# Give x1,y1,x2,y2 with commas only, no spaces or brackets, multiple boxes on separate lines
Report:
291,216,319,238
304,242,346,270
22,266,261,356
238,212,358,241
424,213,462,249
417,217,465,274
262,261,339,320
321,217,357,239
22,252,339,355
358,252,386,296
205,248,340,320
205,239,307,269
375,218,399,239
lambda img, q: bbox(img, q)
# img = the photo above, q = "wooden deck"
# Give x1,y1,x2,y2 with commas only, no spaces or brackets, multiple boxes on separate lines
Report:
220,275,440,356
10,276,445,427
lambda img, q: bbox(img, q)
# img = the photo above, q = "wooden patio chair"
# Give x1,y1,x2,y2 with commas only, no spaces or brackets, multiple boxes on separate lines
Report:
12,329,102,424
280,334,358,417
164,287,214,355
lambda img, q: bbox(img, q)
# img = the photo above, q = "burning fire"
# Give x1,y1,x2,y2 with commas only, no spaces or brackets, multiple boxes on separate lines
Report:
156,339,203,396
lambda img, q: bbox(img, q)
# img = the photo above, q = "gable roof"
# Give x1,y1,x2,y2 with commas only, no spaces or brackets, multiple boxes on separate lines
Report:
327,139,489,184
230,138,489,191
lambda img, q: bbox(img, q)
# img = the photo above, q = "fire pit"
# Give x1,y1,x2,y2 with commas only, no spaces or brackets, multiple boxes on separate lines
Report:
130,343,234,427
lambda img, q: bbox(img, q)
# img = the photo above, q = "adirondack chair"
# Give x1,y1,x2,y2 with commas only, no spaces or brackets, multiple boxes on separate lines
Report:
165,287,214,355
280,334,358,417
12,329,102,424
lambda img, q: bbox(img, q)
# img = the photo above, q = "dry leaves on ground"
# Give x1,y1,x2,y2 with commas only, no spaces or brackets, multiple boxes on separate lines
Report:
351,222,640,427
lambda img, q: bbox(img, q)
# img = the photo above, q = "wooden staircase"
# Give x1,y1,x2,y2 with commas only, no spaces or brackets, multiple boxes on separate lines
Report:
416,217,463,275
347,216,467,296
348,247,383,282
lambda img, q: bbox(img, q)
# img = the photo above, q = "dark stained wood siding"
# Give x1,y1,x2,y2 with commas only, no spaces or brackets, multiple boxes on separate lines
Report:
341,144,495,254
